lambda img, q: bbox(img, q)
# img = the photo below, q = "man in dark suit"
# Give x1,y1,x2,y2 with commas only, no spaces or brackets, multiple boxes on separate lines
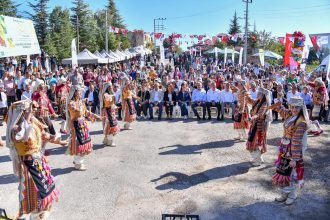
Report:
84,81,99,113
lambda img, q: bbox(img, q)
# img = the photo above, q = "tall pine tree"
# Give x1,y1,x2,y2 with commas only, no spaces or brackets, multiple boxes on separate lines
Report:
71,0,98,51
27,0,49,48
45,7,74,60
228,11,241,35
107,0,125,28
0,0,20,17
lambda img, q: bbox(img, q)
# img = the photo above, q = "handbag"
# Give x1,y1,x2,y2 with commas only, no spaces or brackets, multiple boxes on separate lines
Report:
275,146,292,177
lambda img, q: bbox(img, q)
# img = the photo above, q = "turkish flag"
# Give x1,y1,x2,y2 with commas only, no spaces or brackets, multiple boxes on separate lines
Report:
309,35,319,51
284,33,292,66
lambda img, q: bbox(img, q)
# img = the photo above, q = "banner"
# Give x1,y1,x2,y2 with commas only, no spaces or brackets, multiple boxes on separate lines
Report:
71,38,78,69
259,49,265,67
239,47,243,65
215,47,218,66
224,48,227,64
300,46,310,71
284,33,293,66
0,15,40,58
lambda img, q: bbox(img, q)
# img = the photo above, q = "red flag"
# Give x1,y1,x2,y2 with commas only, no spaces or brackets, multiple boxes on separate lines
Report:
284,33,292,66
309,35,319,51
154,33,163,39
278,37,285,45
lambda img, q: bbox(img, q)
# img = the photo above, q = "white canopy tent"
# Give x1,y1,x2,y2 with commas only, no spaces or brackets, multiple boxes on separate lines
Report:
252,50,283,59
62,48,108,65
100,50,120,63
108,50,124,61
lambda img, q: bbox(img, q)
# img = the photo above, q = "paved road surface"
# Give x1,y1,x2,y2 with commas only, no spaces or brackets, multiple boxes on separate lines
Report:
0,118,329,220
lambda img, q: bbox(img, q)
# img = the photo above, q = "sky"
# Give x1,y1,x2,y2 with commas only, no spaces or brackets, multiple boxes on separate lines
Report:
16,0,330,46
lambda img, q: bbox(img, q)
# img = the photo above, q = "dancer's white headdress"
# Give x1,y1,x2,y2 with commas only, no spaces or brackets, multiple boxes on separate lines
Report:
6,100,32,175
99,82,112,111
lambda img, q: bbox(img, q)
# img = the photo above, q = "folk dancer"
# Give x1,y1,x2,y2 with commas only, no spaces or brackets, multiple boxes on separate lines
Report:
269,97,310,205
245,87,272,166
6,100,66,219
56,78,70,134
121,76,136,129
231,80,250,141
65,85,101,170
306,77,327,135
32,81,59,154
99,82,120,146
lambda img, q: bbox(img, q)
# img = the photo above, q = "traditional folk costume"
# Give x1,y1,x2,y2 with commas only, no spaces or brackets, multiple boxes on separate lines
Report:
56,78,70,134
307,77,327,135
232,81,250,141
31,81,57,136
100,82,120,146
271,97,309,205
245,87,272,166
6,100,63,220
121,76,136,130
65,85,100,170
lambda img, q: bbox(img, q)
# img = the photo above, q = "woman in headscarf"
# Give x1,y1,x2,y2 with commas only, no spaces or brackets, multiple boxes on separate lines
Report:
121,76,136,130
231,80,250,141
6,100,66,219
269,96,310,205
65,85,101,171
99,82,120,146
245,87,272,166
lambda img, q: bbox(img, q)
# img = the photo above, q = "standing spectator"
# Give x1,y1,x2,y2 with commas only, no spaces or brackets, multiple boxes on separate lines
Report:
84,81,99,113
21,80,32,100
0,83,7,126
3,72,16,107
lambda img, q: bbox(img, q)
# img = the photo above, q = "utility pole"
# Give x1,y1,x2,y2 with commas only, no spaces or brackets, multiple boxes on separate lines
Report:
243,0,252,65
105,10,108,52
153,18,166,51
76,14,80,51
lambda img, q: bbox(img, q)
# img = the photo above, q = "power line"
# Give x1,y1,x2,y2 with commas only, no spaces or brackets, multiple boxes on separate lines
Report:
250,7,330,15
251,3,330,12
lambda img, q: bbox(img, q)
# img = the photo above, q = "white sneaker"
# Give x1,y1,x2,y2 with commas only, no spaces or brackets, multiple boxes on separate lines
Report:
74,163,87,171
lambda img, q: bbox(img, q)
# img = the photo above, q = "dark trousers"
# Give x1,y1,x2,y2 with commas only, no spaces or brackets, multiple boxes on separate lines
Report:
16,89,23,101
179,102,189,116
116,103,122,119
164,102,174,117
136,101,149,117
206,102,221,118
149,102,163,119
87,102,97,113
192,102,206,118
7,96,16,108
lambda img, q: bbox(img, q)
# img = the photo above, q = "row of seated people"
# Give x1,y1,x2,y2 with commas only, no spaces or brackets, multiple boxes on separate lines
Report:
135,81,236,120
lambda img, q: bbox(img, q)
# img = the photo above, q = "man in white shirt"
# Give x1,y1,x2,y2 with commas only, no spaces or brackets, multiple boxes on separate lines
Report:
206,81,221,120
286,83,301,102
192,81,207,120
220,82,236,120
21,81,32,100
249,81,258,100
149,82,164,120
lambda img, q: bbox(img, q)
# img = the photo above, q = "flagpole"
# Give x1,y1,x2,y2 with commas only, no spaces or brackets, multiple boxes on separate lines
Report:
105,10,108,52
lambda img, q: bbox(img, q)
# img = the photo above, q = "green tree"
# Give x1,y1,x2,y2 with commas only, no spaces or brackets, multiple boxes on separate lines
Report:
107,0,125,28
71,0,98,51
45,7,74,60
27,0,49,48
228,11,241,35
119,34,131,49
0,0,20,17
214,41,227,49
